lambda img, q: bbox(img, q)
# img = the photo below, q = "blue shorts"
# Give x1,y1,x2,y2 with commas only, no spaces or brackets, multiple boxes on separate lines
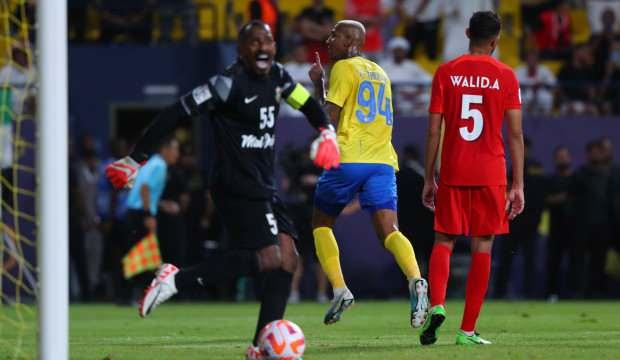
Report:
314,163,397,216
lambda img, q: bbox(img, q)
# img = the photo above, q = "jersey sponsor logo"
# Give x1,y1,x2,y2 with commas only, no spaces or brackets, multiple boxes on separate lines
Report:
192,85,212,105
449,75,500,90
244,95,258,104
241,133,275,149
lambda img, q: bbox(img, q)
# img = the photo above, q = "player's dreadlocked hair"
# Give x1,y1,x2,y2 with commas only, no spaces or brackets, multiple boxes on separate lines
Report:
468,11,501,44
238,20,271,43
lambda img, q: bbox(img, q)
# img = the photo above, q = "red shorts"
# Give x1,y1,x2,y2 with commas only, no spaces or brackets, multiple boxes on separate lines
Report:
434,183,509,236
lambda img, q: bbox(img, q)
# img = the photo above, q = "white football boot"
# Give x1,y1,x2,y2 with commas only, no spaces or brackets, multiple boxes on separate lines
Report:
138,263,179,318
324,287,355,324
409,278,429,328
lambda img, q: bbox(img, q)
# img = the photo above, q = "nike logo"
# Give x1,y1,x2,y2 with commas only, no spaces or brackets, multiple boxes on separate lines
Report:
244,95,258,104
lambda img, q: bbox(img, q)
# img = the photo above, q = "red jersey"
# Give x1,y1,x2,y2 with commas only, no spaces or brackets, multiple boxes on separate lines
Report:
429,54,521,186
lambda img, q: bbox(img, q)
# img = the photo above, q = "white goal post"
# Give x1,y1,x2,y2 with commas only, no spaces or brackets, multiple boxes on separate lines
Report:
37,0,68,359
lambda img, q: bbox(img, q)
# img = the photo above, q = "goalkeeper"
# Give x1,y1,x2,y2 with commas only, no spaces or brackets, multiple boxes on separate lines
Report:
105,20,339,359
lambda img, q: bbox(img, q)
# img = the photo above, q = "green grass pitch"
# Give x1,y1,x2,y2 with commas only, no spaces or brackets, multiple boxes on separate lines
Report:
2,301,620,359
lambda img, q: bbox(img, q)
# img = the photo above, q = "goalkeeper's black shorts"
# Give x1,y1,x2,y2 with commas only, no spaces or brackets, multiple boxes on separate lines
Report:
211,191,298,251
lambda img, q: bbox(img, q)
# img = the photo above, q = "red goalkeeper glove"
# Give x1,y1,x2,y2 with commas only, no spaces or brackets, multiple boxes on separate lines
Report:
310,125,340,170
105,156,142,189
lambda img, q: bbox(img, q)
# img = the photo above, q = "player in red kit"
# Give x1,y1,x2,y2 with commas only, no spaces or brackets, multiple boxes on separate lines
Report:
420,11,525,345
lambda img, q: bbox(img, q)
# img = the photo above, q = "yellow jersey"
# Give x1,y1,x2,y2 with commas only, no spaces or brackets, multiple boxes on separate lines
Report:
326,56,398,170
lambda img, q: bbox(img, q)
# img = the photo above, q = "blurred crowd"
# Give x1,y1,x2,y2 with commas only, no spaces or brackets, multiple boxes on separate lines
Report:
67,132,620,303
68,134,224,302
68,0,620,116
491,136,620,300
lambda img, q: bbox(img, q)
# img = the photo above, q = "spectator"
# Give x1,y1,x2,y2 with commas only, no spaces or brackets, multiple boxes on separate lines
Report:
280,145,328,304
534,0,572,59
380,0,407,43
587,1,620,35
379,37,432,116
295,0,334,64
69,0,89,42
249,0,279,37
494,138,547,299
97,0,155,43
0,43,35,170
282,43,313,117
545,146,575,301
602,137,620,270
442,0,494,61
557,43,598,115
396,145,434,271
176,145,209,265
602,38,620,114
571,140,613,298
249,0,281,56
346,0,384,59
68,137,89,301
155,0,192,43
591,8,618,80
402,0,443,60
77,147,104,300
515,49,557,115
0,44,36,116
283,43,312,83
601,136,615,165
157,165,190,267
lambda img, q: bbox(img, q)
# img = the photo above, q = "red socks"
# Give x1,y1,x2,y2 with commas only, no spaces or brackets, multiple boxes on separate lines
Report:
428,244,452,307
460,252,491,332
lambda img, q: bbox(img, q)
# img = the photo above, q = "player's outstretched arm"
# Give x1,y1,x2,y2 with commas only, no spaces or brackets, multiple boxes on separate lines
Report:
506,108,525,219
107,84,216,189
106,103,189,189
422,113,442,211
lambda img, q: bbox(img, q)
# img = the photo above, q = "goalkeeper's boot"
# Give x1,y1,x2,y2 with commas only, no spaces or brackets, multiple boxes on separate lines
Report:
419,304,446,345
455,330,492,345
245,345,266,360
324,287,354,325
138,263,179,318
409,278,429,328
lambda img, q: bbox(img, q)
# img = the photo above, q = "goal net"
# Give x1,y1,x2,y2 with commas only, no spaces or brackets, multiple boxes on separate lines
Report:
0,0,37,358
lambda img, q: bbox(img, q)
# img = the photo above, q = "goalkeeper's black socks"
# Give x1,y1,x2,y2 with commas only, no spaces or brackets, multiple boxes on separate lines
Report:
252,269,293,346
174,250,260,291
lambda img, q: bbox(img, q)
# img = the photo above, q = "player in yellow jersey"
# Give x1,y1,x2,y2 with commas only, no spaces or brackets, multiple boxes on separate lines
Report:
308,20,429,327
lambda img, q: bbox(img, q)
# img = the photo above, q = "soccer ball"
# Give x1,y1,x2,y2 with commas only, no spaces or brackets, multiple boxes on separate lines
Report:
258,319,305,359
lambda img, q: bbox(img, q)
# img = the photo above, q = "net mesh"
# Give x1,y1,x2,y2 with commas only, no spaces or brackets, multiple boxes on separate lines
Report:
0,0,37,358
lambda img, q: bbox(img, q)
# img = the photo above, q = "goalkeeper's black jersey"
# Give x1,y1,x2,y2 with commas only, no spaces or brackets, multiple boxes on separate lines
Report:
180,60,297,200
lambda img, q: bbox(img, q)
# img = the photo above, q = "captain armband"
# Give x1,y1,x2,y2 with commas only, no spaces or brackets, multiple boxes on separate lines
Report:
284,83,311,110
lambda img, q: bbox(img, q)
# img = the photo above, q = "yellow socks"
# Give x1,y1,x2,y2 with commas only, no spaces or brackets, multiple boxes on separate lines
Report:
384,231,421,280
313,227,346,289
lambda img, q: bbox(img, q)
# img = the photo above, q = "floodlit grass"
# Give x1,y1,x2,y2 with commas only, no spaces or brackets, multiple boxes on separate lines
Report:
2,301,620,359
